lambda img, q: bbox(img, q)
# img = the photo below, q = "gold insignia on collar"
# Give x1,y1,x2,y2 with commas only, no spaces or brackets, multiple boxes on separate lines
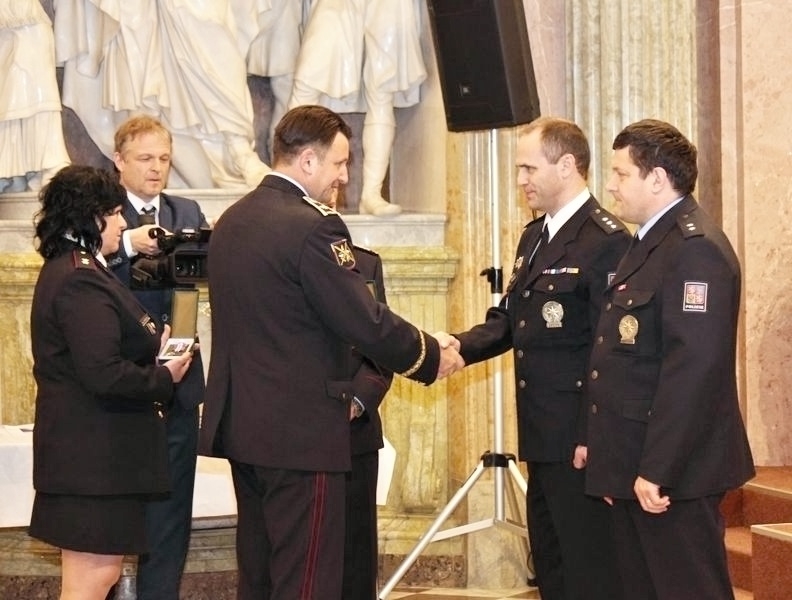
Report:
303,195,338,216
331,239,356,268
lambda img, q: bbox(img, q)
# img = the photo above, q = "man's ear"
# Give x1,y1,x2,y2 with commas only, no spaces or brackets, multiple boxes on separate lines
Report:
298,146,317,175
650,166,668,192
112,152,124,172
558,153,576,178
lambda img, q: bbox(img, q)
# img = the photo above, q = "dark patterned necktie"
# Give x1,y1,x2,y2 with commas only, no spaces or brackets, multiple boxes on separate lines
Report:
528,225,548,267
140,205,156,225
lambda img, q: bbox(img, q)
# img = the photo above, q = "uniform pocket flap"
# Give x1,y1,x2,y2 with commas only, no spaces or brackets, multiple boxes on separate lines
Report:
622,399,653,423
325,380,354,403
613,289,654,310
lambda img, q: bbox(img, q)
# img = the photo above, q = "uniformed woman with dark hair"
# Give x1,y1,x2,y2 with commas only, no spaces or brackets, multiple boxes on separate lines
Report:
28,165,194,600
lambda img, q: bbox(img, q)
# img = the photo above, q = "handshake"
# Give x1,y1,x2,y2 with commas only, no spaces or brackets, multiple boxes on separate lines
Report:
432,331,464,380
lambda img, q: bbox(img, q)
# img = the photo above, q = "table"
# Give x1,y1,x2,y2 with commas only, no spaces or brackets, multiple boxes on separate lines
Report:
0,424,236,528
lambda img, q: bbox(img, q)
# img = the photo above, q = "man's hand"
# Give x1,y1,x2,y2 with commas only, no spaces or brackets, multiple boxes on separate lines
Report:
634,476,671,514
436,344,464,380
572,445,588,469
433,330,460,352
129,224,168,256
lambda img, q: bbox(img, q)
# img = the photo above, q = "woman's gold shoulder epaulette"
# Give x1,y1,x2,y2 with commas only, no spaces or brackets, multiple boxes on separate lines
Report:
72,249,96,270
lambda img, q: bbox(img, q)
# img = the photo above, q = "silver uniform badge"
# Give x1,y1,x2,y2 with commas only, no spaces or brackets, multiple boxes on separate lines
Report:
541,301,564,328
618,315,639,344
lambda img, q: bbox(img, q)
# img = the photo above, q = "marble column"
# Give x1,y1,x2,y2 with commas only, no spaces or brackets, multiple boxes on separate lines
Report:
0,253,39,424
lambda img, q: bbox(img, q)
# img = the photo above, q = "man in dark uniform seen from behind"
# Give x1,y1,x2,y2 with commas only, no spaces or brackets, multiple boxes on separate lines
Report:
199,104,464,600
585,119,755,600
108,115,208,600
442,117,629,600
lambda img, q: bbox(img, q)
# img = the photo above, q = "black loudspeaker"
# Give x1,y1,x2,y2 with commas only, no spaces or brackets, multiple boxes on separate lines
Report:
427,0,541,132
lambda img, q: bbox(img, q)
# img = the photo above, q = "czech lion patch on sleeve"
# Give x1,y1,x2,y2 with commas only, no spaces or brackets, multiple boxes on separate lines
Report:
682,281,708,312
331,239,356,268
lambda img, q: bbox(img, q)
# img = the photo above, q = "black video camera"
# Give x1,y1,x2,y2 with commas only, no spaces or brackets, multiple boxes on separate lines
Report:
130,227,211,289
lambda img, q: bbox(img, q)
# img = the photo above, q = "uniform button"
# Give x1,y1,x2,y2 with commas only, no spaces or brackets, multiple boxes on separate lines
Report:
591,404,598,414
547,284,555,291
605,303,612,311
575,380,582,388
522,290,530,298
517,349,524,359
519,320,526,328
518,380,527,389
627,299,633,306
591,370,599,380
597,335,604,344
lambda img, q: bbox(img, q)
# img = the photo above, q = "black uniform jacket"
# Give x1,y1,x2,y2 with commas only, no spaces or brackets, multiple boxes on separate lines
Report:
108,192,208,410
31,248,173,495
585,196,755,499
199,175,439,472
455,197,630,463
349,246,393,456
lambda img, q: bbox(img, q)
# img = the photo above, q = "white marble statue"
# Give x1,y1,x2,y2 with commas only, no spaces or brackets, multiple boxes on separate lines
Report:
289,0,427,216
53,0,269,189
244,0,308,155
0,0,70,193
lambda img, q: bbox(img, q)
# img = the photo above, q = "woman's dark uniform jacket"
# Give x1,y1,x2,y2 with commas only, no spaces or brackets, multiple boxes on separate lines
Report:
585,196,755,499
454,197,630,463
199,175,439,473
31,248,173,495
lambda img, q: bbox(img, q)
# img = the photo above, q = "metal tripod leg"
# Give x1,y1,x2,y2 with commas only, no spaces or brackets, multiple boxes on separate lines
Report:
377,451,531,599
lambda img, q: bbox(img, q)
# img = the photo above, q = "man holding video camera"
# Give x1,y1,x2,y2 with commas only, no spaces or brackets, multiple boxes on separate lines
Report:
108,115,208,600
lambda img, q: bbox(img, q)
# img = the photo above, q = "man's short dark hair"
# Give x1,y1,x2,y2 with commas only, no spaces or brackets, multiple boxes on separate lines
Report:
613,119,698,195
272,105,353,165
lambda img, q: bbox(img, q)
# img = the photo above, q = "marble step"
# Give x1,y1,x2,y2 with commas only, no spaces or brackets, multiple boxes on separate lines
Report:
723,466,792,597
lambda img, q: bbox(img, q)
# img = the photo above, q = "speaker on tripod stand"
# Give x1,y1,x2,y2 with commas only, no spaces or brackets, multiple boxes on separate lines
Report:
378,1,540,597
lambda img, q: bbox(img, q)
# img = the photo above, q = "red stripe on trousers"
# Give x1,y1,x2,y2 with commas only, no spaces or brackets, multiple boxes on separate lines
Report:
300,472,327,599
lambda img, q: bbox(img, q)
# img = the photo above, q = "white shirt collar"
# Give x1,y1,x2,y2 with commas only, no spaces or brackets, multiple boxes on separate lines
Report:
636,196,685,239
543,188,591,241
126,191,160,216
270,171,309,197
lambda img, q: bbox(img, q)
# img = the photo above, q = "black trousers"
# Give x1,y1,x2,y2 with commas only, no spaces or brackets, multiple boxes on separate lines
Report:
611,494,733,600
136,404,199,600
343,451,379,600
230,461,345,600
527,461,620,600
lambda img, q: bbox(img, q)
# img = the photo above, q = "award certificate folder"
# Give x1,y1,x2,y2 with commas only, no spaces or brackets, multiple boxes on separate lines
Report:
158,288,199,360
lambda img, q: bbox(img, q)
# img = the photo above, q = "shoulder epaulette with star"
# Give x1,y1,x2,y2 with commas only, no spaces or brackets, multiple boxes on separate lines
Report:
590,207,626,234
677,210,705,239
72,249,96,270
303,195,338,216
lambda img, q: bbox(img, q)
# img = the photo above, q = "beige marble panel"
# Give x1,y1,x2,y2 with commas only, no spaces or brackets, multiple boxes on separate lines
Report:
567,0,697,205
727,0,792,465
0,254,41,424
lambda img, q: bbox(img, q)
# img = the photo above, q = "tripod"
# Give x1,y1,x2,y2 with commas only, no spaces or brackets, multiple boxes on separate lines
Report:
378,130,532,599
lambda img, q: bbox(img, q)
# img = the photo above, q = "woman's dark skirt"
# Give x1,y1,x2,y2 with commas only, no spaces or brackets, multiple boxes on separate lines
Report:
29,491,150,554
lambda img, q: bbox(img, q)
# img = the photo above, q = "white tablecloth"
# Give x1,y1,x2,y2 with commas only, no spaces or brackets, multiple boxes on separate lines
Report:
0,425,395,528
0,424,236,528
